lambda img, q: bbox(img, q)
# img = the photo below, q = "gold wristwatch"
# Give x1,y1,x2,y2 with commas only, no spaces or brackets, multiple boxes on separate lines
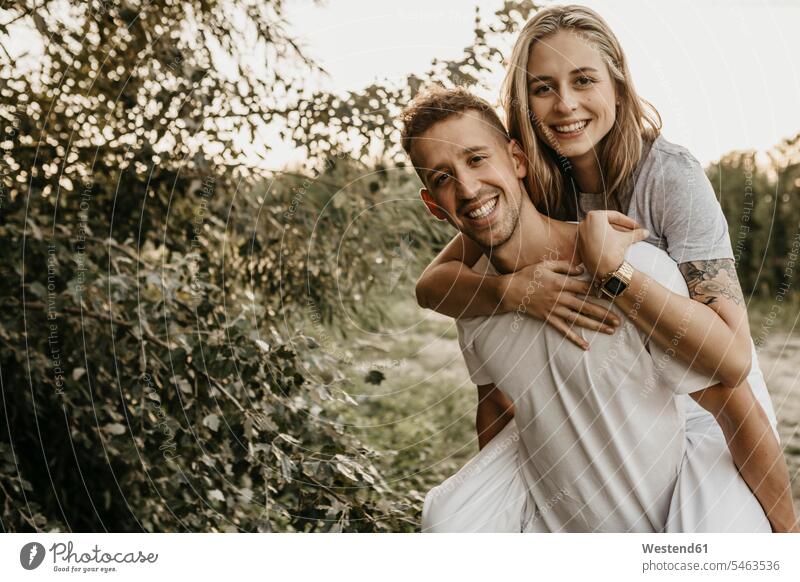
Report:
597,260,634,299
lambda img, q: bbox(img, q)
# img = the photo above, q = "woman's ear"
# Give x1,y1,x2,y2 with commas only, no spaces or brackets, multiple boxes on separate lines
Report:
614,81,623,107
420,188,448,221
509,139,528,179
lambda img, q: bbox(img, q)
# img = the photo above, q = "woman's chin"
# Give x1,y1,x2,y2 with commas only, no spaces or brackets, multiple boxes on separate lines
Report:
541,136,598,165
561,141,602,165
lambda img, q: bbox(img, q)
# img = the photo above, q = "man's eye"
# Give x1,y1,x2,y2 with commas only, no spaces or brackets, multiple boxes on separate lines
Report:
435,173,450,186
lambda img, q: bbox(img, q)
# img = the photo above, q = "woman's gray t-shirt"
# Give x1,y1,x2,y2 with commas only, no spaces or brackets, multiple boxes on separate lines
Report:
577,135,734,264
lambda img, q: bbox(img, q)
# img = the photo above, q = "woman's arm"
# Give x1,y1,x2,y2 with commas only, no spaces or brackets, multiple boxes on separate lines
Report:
692,382,799,532
415,231,501,315
616,267,751,387
677,258,752,381
417,232,620,349
578,211,751,387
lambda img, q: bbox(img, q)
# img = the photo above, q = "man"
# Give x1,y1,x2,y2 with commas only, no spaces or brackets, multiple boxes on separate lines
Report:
400,86,797,532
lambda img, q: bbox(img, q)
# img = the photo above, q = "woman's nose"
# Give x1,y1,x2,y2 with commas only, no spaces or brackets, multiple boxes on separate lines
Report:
554,90,578,115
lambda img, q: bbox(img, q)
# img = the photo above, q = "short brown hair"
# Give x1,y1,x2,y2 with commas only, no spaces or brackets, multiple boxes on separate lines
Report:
400,86,509,166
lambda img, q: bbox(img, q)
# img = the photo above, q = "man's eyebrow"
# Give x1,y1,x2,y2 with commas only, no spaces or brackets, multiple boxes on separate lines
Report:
459,144,491,154
528,67,600,83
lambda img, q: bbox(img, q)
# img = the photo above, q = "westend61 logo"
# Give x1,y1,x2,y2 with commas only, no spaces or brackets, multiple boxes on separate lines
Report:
19,541,158,574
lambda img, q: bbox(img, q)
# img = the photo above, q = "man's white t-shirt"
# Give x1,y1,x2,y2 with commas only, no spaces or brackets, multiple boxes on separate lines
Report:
456,242,715,532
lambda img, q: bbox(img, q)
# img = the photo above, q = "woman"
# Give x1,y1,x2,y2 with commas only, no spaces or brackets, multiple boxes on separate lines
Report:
416,5,796,531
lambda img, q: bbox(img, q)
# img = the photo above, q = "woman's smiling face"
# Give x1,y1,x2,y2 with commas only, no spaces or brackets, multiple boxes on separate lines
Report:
526,29,618,168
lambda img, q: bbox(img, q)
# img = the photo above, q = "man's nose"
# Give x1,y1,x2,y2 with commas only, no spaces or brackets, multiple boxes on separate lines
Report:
454,171,482,200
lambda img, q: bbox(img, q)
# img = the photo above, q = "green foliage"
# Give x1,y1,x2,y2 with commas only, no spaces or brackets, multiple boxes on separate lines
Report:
0,0,536,532
708,134,800,300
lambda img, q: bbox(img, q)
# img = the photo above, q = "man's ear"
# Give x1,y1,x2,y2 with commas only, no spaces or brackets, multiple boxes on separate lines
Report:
508,139,528,180
420,188,448,221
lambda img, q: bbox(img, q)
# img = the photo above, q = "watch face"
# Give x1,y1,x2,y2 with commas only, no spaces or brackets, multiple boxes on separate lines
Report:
603,276,628,296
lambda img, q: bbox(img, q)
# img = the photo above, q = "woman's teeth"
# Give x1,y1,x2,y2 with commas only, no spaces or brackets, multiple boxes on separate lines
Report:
467,197,497,219
553,120,588,133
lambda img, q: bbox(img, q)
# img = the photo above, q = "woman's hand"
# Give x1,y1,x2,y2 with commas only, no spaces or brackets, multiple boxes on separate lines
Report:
577,210,649,281
498,259,621,350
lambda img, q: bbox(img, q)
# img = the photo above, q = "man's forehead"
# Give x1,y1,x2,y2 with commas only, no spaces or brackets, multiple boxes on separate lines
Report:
423,111,502,142
413,113,506,165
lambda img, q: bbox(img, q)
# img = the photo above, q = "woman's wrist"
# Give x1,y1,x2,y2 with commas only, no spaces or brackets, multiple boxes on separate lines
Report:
494,274,515,313
591,252,626,283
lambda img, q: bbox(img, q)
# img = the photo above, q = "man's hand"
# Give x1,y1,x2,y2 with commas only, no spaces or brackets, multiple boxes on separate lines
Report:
577,210,649,282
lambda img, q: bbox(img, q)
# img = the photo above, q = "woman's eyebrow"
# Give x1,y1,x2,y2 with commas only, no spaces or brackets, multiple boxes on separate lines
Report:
528,67,600,82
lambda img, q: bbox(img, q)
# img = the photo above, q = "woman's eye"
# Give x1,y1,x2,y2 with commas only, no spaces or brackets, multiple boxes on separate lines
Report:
470,155,485,164
576,76,595,87
533,84,552,96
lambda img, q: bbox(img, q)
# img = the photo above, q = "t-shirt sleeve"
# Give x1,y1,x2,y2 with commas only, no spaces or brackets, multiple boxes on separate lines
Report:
456,318,494,387
625,243,716,395
649,148,734,263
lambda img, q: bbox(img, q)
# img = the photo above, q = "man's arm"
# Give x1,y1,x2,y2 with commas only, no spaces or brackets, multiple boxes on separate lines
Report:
691,382,799,532
475,383,515,450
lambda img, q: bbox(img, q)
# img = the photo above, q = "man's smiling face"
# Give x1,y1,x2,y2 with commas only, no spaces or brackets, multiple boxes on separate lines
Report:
412,111,528,250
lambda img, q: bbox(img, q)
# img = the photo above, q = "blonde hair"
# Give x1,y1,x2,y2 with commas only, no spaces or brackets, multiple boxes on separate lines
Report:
501,4,661,218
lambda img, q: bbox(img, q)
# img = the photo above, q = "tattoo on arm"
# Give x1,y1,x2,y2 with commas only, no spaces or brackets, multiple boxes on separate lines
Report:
678,259,744,307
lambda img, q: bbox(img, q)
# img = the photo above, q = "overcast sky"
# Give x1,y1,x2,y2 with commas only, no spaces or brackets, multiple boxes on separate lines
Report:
284,0,800,166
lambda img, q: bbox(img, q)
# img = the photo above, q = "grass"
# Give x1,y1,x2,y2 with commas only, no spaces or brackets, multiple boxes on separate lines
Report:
747,294,800,334
329,290,478,522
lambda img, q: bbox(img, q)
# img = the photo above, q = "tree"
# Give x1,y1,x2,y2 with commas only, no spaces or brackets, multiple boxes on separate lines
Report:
708,132,800,301
0,0,543,532
0,0,412,533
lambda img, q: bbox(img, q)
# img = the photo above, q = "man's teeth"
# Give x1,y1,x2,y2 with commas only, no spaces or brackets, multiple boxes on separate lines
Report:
553,120,588,133
467,197,497,219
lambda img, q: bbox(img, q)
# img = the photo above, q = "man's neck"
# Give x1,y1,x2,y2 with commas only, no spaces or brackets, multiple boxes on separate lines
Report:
485,200,581,275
